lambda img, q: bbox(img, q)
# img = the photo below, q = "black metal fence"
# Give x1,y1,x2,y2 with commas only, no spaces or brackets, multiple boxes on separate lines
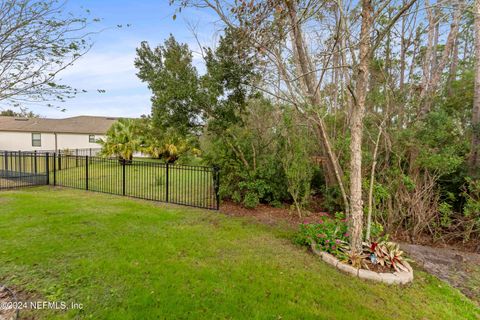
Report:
0,151,220,210
21,148,102,156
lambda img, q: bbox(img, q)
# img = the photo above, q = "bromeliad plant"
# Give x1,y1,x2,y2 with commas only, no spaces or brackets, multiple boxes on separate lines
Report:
297,216,412,272
368,241,411,272
344,250,369,269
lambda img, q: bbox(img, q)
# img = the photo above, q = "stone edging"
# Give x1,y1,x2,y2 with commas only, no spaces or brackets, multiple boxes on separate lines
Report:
310,242,413,285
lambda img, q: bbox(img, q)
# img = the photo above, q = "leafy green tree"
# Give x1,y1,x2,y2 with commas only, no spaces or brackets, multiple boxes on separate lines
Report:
0,108,40,118
201,27,258,132
135,36,202,137
278,110,314,216
138,119,198,163
99,119,142,162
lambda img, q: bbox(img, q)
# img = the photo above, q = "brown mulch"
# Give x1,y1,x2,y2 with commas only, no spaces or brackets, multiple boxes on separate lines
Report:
219,200,330,228
364,261,392,273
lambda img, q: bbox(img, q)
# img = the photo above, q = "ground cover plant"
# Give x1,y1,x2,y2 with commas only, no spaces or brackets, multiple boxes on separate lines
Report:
0,187,478,319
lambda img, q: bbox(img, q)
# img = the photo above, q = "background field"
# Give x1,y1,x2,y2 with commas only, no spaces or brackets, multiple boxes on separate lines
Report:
0,187,478,319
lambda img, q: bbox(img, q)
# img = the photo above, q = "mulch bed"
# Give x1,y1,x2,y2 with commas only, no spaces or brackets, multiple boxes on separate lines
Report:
219,200,329,228
221,200,480,253
364,261,392,273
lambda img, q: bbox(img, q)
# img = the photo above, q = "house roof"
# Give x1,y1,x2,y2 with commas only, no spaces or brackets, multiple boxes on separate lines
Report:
0,116,119,135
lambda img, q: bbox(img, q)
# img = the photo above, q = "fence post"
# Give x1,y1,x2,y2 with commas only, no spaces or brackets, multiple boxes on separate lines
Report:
58,152,62,171
45,153,50,185
165,162,169,203
18,150,22,174
34,150,37,174
53,152,57,186
76,149,79,167
213,166,220,210
85,155,89,190
122,159,126,196
4,151,8,178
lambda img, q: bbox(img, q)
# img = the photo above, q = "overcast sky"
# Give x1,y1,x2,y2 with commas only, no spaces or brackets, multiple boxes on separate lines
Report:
6,0,220,119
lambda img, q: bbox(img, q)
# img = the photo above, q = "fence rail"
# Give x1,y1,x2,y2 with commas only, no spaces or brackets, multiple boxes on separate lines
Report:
0,151,220,210
0,148,102,157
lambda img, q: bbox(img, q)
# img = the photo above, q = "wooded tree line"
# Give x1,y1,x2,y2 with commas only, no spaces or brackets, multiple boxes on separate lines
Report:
134,0,480,253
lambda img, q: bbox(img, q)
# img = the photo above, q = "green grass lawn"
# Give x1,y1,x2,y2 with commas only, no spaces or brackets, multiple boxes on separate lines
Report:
0,187,478,319
55,158,216,208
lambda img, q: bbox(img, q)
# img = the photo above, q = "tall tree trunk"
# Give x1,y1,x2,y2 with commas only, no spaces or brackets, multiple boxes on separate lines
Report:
285,0,350,214
447,37,459,96
470,0,480,175
399,3,407,91
349,0,373,252
419,2,462,118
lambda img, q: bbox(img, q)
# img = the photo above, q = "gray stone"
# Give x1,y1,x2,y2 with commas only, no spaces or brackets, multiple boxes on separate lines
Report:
321,252,339,267
393,271,414,284
310,243,323,256
358,269,383,282
380,272,400,285
336,262,359,277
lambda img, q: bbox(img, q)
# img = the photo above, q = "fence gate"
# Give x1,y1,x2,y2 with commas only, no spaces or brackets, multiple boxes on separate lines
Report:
0,151,49,189
0,151,220,210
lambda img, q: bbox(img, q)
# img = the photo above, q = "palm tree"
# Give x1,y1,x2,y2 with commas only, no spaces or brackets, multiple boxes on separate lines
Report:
141,126,197,163
98,119,142,163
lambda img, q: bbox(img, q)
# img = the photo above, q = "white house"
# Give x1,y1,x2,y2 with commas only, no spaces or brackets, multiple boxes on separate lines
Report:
0,116,118,152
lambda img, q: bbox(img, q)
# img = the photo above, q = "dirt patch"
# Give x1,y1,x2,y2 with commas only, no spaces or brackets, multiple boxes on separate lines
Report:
401,243,480,304
394,230,480,254
0,283,38,320
220,200,329,227
0,285,18,320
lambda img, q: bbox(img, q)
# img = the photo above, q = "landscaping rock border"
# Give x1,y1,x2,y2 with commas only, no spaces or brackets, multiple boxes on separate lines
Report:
310,242,413,285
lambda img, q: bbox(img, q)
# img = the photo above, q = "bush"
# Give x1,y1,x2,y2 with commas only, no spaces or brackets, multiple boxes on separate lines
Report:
295,213,349,258
201,99,291,208
243,192,260,209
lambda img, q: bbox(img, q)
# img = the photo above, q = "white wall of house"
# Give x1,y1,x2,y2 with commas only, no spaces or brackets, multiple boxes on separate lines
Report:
0,131,105,151
57,133,105,150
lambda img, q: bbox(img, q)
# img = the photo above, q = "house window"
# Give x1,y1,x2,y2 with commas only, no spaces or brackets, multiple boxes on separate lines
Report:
89,135,95,143
32,133,41,147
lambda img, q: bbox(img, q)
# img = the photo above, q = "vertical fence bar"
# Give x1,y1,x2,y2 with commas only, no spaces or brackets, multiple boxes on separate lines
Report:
53,152,57,186
34,150,38,174
214,166,220,210
45,153,50,185
18,150,22,175
165,162,169,203
4,151,8,178
85,155,89,190
122,159,126,196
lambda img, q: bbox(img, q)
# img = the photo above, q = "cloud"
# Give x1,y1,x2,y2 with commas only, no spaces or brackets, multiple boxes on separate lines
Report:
59,50,140,91
30,92,152,118
4,2,225,120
